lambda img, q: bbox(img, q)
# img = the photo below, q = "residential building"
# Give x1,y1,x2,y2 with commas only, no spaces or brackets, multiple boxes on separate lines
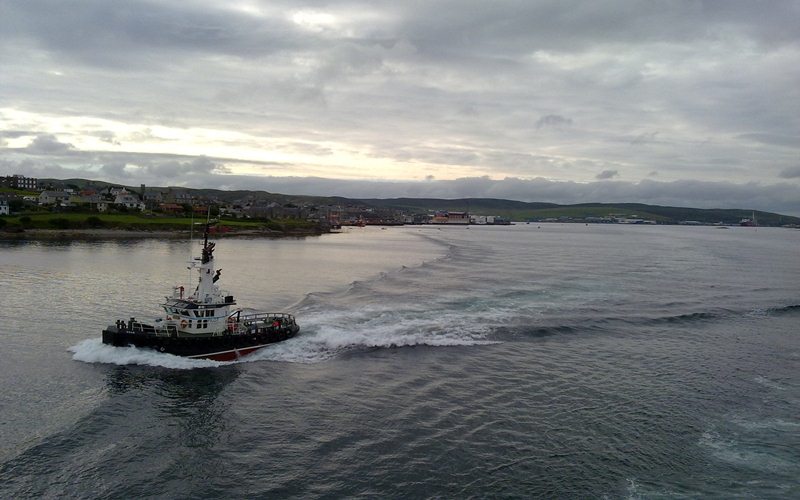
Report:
114,190,145,211
39,191,71,206
159,203,184,214
142,189,163,208
431,211,470,224
164,188,192,204
69,194,101,208
1,175,38,190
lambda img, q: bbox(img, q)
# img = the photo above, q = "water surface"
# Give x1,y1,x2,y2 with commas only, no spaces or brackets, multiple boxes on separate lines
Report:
1,225,798,498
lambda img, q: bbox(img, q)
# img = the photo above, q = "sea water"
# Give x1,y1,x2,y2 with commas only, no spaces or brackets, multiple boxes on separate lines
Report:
0,225,798,498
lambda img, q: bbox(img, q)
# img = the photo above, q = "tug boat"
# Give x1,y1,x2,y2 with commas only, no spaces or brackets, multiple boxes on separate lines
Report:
102,222,299,361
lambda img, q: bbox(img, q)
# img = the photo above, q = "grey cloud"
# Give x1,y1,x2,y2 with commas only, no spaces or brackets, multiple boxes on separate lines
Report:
2,0,799,204
779,166,800,179
156,157,231,176
0,158,78,179
24,134,75,154
5,1,798,72
738,133,800,149
0,130,37,140
400,0,800,61
99,162,131,179
247,176,800,216
536,115,573,129
97,156,231,181
4,153,799,215
628,132,659,145
93,131,120,145
0,1,308,69
596,170,619,180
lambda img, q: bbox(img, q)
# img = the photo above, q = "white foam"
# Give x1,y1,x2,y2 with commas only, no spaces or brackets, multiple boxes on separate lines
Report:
242,306,500,364
754,375,786,391
699,427,794,471
69,338,225,369
730,414,800,431
624,478,644,500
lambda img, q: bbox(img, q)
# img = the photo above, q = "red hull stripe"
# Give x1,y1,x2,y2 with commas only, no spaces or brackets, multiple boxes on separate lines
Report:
187,344,270,361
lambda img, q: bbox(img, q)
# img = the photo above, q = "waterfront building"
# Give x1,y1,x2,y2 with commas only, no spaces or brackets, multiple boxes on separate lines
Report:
1,174,38,190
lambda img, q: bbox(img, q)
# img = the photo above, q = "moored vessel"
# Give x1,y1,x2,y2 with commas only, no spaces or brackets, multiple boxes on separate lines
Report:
102,221,299,361
740,211,758,227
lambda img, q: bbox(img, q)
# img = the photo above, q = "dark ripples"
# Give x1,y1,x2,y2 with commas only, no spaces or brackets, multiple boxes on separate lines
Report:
1,226,798,498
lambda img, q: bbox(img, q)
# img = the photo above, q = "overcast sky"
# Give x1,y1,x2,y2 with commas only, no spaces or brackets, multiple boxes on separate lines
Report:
1,1,799,213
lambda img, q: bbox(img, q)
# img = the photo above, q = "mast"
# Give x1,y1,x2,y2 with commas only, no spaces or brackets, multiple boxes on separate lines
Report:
192,220,221,303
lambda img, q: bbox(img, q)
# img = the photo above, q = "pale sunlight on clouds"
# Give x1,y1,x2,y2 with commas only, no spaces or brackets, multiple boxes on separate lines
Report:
0,0,798,213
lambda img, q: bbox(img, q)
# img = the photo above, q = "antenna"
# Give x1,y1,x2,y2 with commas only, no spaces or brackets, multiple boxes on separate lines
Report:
188,202,195,286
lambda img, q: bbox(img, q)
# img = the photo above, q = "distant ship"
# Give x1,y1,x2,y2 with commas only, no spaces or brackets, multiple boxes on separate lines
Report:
740,212,758,227
102,221,299,361
430,211,470,224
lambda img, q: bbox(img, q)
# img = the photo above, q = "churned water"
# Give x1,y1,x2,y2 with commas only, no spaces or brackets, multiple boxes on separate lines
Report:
0,225,798,498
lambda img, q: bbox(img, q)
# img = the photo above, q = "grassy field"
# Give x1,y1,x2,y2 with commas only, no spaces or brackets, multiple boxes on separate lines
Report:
0,187,38,197
0,212,319,232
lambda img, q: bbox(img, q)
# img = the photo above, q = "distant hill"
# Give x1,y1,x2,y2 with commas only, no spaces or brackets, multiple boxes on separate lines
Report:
36,178,800,226
358,197,560,212
359,198,800,226
40,178,354,206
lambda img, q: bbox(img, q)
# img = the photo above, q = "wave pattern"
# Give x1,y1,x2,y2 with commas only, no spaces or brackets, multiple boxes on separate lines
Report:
3,226,800,497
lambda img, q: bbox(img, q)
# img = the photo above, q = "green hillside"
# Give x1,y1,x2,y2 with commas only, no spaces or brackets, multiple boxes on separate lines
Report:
41,178,352,207
361,198,800,226
31,178,800,226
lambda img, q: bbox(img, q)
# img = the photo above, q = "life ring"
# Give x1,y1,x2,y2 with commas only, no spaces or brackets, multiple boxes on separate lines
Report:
180,319,189,329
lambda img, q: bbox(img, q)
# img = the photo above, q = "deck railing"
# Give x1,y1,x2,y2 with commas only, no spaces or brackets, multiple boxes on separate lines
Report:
128,321,177,337
122,312,295,336
227,312,295,335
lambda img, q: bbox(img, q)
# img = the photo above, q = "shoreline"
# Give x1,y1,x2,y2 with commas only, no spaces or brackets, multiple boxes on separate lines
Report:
0,227,324,240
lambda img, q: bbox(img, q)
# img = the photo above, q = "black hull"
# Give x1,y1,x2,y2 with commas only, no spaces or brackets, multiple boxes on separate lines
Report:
101,325,298,361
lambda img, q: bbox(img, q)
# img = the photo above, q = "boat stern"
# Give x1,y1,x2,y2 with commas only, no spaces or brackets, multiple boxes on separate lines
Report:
102,324,125,346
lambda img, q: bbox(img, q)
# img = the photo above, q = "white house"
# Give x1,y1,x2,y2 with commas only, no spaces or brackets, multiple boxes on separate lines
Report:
39,191,70,206
0,200,9,215
113,191,145,211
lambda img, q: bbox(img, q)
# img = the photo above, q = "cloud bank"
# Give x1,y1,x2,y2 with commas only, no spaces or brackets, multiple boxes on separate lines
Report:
5,154,798,215
0,1,798,213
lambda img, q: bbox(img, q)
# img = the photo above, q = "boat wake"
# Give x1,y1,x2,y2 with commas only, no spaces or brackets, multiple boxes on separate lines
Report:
71,298,501,367
73,295,800,368
70,339,225,369
245,309,499,364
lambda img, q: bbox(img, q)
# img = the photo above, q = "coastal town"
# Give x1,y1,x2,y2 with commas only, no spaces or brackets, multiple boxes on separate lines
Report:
0,174,515,231
1,173,795,231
